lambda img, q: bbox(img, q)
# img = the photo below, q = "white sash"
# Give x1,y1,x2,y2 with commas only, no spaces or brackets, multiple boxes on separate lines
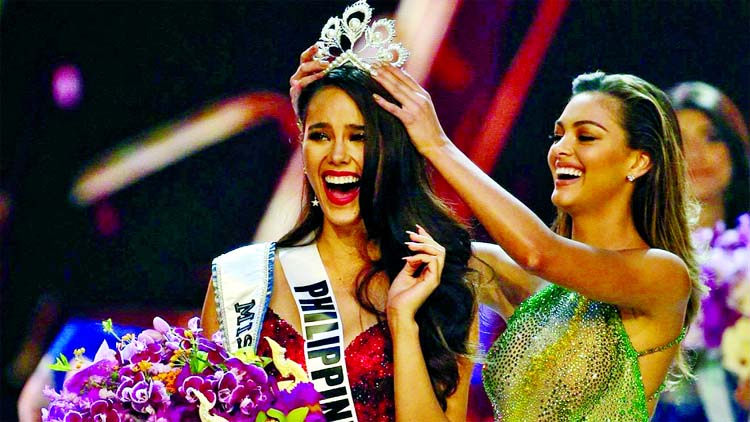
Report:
211,242,275,353
279,244,360,422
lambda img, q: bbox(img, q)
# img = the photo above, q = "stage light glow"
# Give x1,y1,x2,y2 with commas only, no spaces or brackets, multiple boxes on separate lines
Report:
396,0,460,83
52,64,82,109
71,92,296,206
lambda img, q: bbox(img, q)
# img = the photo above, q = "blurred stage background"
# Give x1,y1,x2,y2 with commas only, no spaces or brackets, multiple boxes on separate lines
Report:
1,1,748,420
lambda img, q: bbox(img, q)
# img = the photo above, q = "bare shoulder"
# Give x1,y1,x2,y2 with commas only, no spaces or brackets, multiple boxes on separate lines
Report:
629,248,691,308
634,248,689,279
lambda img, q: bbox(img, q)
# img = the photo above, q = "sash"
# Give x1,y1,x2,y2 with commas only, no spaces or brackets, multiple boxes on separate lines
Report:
211,242,275,353
279,244,360,422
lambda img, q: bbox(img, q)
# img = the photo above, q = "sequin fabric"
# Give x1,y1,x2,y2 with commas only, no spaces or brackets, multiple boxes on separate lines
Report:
257,308,395,422
482,285,650,421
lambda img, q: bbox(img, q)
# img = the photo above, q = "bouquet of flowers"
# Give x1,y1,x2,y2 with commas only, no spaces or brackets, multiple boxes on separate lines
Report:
42,316,324,422
686,213,750,408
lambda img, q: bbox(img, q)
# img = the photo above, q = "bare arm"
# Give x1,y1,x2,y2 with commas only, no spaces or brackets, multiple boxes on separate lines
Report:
370,64,690,313
470,242,546,320
390,317,474,422
389,226,472,422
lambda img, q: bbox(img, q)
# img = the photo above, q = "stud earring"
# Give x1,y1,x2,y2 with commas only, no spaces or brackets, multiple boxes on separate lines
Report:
626,174,635,182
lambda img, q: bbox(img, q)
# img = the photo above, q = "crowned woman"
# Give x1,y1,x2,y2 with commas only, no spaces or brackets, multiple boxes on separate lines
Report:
202,2,478,421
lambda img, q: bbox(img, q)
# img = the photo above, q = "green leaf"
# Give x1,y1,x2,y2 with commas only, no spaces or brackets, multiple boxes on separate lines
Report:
49,353,71,372
255,412,268,422
101,318,114,334
258,356,273,367
266,408,286,421
189,350,210,374
286,407,310,422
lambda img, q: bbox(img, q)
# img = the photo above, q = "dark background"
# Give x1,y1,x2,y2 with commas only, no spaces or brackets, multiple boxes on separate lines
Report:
1,0,748,418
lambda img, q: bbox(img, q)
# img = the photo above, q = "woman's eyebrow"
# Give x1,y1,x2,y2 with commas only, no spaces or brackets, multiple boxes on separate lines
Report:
572,120,609,132
307,122,330,130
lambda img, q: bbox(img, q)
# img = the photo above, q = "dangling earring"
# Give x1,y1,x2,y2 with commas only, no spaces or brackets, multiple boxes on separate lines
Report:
626,174,635,182
303,164,317,206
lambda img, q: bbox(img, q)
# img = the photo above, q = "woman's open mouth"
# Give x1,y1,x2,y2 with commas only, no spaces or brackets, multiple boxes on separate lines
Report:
322,171,361,206
554,167,583,187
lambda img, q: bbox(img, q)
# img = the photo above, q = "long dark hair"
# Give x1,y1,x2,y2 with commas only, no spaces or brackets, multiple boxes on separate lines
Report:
553,71,704,384
278,66,475,409
668,81,750,227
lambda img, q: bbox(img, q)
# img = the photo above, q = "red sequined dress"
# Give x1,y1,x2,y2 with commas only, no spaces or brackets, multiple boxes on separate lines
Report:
257,308,395,421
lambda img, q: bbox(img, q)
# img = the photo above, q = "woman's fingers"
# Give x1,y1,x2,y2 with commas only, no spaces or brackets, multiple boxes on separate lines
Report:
297,71,326,90
373,64,429,107
291,60,328,81
379,63,427,96
371,65,448,155
405,241,444,255
289,55,328,116
299,45,318,64
372,67,424,111
372,93,407,119
406,228,443,252
402,254,439,279
289,61,328,97
289,45,329,114
405,225,445,275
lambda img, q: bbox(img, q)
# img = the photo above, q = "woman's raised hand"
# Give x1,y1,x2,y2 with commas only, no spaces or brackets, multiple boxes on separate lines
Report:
388,225,446,323
370,64,450,157
289,45,328,116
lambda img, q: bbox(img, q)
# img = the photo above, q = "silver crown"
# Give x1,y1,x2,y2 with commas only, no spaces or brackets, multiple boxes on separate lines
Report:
314,0,409,73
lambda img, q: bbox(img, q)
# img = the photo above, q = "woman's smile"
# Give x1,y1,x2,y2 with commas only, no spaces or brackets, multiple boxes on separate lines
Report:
322,170,361,206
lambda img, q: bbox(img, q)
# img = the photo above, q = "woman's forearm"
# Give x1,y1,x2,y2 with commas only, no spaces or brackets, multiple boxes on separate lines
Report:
390,317,454,422
424,140,555,272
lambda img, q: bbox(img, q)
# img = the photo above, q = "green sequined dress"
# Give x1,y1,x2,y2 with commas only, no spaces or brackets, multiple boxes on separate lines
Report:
482,284,653,421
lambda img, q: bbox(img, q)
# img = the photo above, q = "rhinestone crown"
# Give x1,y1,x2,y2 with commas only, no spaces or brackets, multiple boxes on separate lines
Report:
314,0,409,73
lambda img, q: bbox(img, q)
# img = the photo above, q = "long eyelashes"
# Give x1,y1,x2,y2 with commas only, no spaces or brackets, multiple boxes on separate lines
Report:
548,133,597,143
307,131,329,141
307,132,366,142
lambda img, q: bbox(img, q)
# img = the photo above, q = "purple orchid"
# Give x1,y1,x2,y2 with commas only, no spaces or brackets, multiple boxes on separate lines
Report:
120,379,169,414
63,354,118,401
90,399,120,422
43,316,321,422
272,382,323,415
179,375,217,406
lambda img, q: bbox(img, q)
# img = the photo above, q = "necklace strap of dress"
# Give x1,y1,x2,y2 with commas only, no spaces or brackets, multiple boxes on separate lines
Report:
637,326,687,357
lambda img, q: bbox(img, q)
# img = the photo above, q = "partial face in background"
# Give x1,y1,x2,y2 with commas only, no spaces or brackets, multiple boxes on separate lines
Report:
547,92,640,215
676,109,732,205
302,86,366,229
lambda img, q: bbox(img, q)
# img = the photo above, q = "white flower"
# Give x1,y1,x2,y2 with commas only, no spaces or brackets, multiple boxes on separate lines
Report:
721,317,750,380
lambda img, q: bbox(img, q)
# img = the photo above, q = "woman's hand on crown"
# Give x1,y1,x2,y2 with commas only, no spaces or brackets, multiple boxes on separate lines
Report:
371,63,450,158
289,45,328,116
